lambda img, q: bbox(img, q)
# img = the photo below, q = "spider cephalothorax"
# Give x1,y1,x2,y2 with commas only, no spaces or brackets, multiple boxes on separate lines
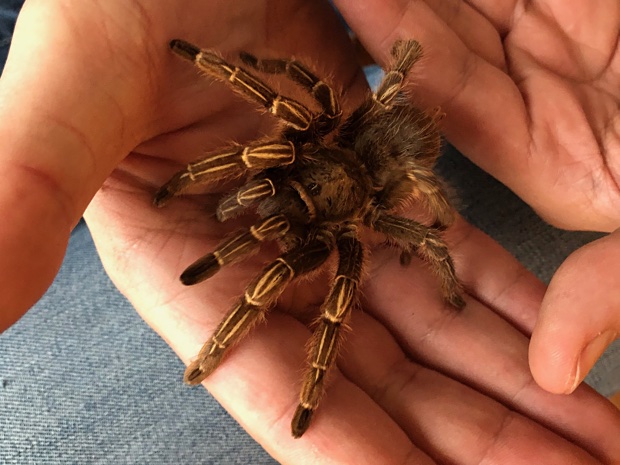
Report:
155,38,465,438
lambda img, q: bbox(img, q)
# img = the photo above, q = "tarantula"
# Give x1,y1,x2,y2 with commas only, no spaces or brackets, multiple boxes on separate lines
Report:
154,38,465,438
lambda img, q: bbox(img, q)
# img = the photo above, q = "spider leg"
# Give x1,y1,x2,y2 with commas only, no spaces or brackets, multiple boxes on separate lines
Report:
239,52,342,135
366,211,465,308
184,228,335,385
292,224,363,438
216,178,276,221
336,40,424,147
170,39,313,131
153,141,294,207
180,214,290,285
374,39,422,109
407,167,455,229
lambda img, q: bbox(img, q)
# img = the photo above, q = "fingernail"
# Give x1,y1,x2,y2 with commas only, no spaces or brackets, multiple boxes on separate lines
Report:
567,330,617,393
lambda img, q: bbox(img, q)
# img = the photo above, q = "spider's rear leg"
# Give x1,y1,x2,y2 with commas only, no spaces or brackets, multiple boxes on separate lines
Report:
185,228,335,385
239,52,341,135
170,39,313,131
180,214,290,285
374,39,422,109
407,167,456,230
153,141,294,207
292,224,363,438
367,212,465,309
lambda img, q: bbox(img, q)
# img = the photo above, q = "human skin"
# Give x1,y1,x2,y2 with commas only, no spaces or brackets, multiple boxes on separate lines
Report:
0,0,619,463
334,0,620,396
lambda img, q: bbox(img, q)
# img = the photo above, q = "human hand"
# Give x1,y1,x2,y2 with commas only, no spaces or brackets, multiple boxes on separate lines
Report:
0,0,365,329
2,0,619,463
333,0,620,395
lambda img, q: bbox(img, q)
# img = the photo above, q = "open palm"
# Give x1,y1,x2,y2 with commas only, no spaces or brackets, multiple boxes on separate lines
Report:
337,0,620,231
1,0,620,463
335,0,620,400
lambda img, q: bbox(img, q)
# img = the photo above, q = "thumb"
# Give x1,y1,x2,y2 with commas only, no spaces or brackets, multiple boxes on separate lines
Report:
529,230,620,394
0,2,151,330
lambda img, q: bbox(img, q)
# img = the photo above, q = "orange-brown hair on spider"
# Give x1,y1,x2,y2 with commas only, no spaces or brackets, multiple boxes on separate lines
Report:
155,38,464,438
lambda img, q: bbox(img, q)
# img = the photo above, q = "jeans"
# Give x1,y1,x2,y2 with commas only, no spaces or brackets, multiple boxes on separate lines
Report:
1,221,278,464
0,0,23,75
1,2,619,464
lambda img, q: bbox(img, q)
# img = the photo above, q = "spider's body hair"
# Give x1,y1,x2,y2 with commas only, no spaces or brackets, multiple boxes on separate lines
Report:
156,38,464,438
259,144,374,223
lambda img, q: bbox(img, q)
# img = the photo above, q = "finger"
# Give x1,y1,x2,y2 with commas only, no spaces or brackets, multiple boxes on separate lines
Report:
530,230,620,395
340,310,603,464
447,218,546,334
334,0,505,68
363,220,620,463
464,0,620,54
460,0,519,35
0,2,155,329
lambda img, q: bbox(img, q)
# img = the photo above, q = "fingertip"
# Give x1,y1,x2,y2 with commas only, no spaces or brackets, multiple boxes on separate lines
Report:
529,233,620,394
0,176,72,332
529,328,577,394
573,330,618,392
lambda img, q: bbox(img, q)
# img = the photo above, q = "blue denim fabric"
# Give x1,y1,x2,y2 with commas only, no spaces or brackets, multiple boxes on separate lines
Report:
0,221,279,465
0,0,23,75
0,3,619,464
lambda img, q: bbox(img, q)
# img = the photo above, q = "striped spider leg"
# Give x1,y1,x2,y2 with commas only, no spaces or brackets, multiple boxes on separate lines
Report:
153,140,294,207
239,51,342,135
366,211,465,309
184,227,335,384
170,39,314,132
406,163,456,230
180,214,290,285
292,223,364,438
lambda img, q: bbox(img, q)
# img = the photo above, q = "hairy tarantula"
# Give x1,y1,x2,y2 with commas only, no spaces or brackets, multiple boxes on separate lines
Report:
154,38,465,438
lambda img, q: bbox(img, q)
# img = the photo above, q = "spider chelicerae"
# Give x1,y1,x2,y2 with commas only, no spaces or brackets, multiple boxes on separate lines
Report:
154,38,465,438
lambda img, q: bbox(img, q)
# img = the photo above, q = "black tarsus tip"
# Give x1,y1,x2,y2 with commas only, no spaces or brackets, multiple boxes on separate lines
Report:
153,186,172,208
238,51,258,67
291,405,314,438
452,294,467,310
184,366,205,385
180,257,220,286
169,39,201,61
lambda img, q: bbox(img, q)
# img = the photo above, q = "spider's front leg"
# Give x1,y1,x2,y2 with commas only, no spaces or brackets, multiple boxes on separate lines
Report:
239,52,342,135
170,39,313,131
184,228,335,385
292,223,364,438
180,214,290,285
367,211,465,309
153,140,294,207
